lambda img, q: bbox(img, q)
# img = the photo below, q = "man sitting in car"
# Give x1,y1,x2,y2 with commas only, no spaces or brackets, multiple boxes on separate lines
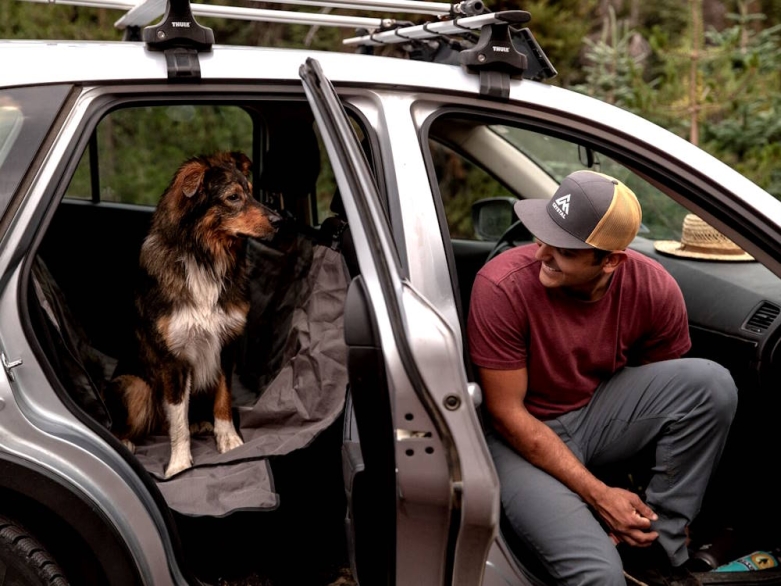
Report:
468,170,738,585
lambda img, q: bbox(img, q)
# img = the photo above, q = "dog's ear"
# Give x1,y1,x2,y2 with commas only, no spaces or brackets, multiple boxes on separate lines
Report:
175,160,208,198
230,152,253,179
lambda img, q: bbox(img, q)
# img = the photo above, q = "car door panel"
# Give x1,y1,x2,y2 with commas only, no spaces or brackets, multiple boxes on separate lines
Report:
343,275,396,586
300,57,500,585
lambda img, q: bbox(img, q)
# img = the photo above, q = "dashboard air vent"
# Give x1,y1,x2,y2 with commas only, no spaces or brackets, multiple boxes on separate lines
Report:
742,302,781,334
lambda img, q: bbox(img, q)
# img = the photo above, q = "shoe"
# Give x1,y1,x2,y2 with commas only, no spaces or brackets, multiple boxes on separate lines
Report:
620,543,702,586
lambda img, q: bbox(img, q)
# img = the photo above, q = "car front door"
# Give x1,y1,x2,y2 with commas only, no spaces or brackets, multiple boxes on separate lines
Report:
300,58,500,586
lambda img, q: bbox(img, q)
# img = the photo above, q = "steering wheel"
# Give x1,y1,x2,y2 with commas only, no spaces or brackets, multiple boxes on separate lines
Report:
485,220,533,263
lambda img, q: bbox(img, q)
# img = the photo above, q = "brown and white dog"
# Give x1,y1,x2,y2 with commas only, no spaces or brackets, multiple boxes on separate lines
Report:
108,151,281,478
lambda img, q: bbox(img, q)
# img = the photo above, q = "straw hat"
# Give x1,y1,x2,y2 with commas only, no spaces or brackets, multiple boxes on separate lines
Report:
654,214,754,261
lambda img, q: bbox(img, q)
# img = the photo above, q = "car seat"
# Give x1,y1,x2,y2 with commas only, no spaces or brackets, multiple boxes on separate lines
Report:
28,256,114,430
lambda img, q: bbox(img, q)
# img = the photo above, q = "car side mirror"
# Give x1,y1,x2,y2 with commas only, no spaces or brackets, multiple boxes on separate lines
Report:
471,197,517,241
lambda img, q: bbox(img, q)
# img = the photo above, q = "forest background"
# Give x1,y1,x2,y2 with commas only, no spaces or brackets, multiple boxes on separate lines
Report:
2,0,780,201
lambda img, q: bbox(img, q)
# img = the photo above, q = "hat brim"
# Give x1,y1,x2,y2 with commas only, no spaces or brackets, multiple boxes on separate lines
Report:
514,199,593,249
653,240,755,262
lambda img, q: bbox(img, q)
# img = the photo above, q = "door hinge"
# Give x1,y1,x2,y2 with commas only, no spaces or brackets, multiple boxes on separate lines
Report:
2,353,23,382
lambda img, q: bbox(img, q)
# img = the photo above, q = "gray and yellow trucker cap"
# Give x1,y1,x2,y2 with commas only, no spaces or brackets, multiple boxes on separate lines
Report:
514,170,642,251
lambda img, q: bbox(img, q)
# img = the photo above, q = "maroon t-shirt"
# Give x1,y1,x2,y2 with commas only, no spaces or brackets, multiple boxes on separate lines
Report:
467,244,691,420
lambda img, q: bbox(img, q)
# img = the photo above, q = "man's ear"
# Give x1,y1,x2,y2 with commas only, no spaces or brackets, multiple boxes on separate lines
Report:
603,251,628,274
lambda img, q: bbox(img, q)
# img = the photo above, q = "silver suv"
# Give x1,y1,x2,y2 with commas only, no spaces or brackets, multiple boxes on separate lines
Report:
2,1,781,584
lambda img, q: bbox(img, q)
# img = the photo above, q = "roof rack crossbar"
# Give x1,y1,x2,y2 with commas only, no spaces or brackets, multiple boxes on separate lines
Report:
22,0,482,29
121,0,386,29
113,0,164,28
21,0,387,30
21,0,137,11
26,0,473,29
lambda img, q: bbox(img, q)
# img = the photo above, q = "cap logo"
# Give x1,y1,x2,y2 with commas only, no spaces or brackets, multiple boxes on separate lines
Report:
552,194,570,218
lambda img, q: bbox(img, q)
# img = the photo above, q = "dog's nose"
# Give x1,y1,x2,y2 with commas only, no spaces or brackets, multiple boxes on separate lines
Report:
267,209,284,229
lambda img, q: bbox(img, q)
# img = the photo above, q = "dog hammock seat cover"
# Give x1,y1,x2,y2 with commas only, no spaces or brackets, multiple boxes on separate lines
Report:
119,233,351,517
30,258,117,429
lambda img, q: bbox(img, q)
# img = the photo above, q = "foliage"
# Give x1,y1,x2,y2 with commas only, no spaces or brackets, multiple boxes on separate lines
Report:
573,7,651,110
698,6,781,195
0,2,122,41
574,0,781,199
67,106,254,205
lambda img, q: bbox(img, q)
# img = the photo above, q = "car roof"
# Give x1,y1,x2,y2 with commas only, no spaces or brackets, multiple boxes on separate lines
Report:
0,40,478,91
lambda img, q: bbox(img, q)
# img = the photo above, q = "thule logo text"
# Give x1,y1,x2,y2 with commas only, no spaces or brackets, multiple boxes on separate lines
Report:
172,22,191,27
492,46,510,53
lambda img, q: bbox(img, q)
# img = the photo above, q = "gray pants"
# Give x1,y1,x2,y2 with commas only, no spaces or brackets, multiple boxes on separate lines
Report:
488,358,738,586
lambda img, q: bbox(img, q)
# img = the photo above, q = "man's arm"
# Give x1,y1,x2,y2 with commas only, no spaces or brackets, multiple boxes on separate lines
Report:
480,366,659,547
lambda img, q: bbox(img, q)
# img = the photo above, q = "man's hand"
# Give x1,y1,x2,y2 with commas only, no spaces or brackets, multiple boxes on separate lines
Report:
592,486,658,547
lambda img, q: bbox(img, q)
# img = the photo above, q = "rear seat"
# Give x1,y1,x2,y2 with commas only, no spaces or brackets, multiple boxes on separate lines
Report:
28,256,114,429
27,118,354,521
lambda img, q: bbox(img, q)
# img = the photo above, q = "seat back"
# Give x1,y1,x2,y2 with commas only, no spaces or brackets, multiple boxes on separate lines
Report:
28,257,114,428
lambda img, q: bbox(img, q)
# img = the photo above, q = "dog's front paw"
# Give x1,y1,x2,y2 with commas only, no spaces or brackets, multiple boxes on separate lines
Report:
216,431,244,454
214,419,244,453
164,452,193,479
121,438,136,454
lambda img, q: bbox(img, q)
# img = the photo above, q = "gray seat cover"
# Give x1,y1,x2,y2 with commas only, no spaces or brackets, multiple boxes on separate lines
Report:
129,236,350,516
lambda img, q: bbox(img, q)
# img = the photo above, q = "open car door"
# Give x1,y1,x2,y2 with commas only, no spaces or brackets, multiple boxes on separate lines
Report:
300,57,500,586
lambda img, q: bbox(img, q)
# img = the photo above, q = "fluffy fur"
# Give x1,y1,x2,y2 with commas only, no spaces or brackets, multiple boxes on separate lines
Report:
108,151,281,478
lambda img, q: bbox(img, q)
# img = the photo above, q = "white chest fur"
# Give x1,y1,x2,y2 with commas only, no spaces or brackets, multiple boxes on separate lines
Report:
164,257,247,391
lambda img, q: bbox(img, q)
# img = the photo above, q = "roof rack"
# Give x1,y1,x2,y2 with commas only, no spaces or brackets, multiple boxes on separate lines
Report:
20,0,556,97
22,0,390,33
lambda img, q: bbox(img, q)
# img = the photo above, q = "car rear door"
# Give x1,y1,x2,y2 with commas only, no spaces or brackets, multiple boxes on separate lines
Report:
299,57,500,586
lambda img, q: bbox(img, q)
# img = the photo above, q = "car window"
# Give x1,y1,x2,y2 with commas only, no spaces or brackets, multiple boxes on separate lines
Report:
428,118,689,243
491,126,688,240
429,139,515,240
65,105,254,206
490,126,583,181
63,102,345,228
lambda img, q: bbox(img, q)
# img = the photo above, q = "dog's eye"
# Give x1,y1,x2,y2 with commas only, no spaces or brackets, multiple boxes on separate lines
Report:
226,193,242,203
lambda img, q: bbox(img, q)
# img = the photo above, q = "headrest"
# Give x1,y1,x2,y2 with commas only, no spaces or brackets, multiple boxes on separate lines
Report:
258,122,321,196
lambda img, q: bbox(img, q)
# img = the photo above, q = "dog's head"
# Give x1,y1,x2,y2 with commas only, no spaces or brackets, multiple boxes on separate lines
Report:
161,151,282,243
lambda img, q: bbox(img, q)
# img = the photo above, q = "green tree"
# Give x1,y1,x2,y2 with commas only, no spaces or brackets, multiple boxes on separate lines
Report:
699,2,781,195
0,2,121,40
575,0,781,199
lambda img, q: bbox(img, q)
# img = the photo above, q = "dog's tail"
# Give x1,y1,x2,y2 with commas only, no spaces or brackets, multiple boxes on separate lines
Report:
104,375,157,440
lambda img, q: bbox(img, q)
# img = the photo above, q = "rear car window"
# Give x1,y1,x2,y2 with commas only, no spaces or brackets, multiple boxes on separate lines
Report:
66,105,254,206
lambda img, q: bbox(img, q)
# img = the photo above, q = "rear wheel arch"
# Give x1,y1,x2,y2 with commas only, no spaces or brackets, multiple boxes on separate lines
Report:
0,455,142,586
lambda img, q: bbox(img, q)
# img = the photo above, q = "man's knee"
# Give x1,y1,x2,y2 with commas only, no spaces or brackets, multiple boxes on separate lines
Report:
678,358,738,422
